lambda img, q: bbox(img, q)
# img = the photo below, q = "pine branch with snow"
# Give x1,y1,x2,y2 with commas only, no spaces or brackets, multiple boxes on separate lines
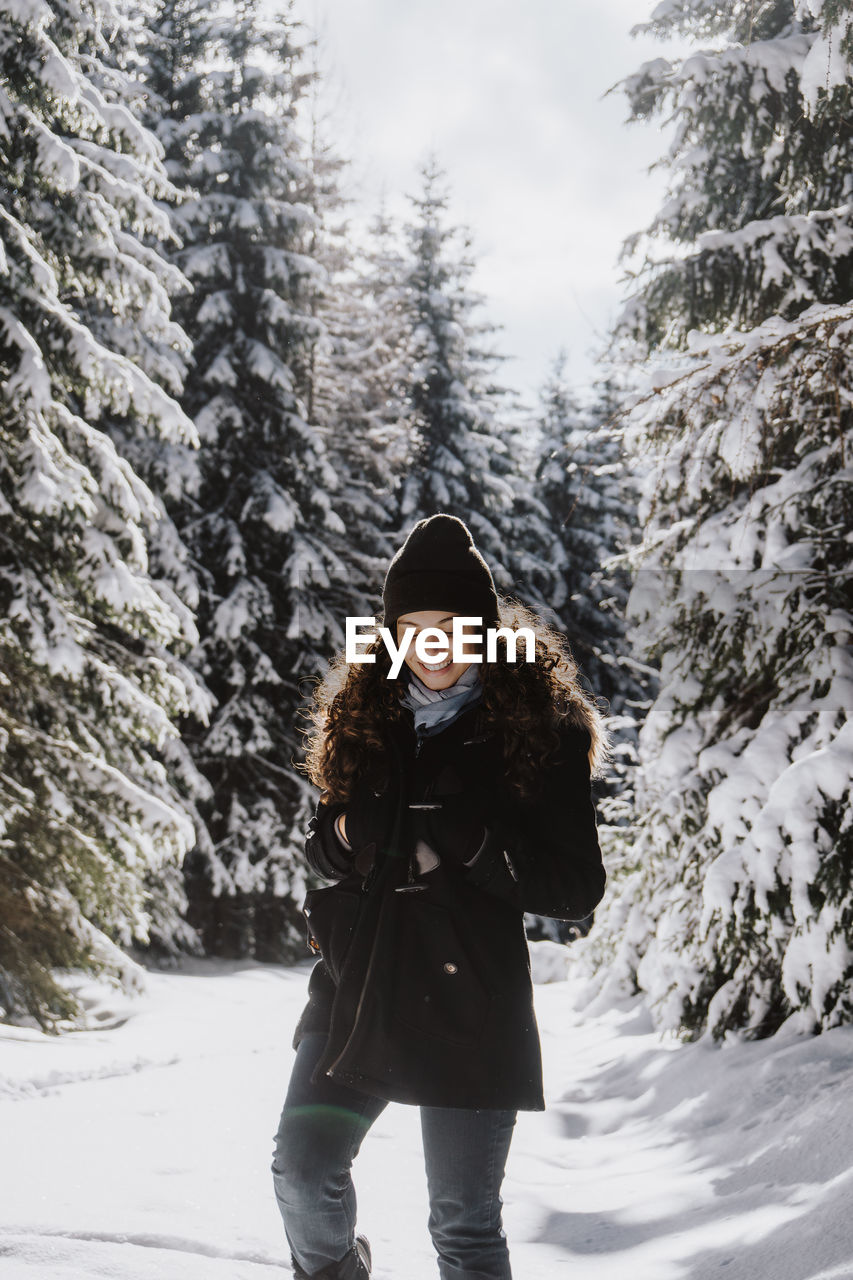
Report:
587,0,853,1041
0,0,204,1027
138,0,354,959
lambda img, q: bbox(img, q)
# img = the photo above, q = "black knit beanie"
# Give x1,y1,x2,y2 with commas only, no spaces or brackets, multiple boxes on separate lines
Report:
382,513,500,636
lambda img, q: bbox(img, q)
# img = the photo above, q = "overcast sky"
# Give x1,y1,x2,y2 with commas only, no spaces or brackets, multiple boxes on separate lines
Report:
298,1,681,411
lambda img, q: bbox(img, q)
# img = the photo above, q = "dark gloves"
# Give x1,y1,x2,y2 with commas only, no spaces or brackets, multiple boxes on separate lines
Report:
304,795,352,880
407,755,526,872
330,784,379,878
420,791,490,866
333,784,374,851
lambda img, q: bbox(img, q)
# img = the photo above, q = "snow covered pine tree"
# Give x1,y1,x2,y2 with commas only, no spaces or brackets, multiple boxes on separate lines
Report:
589,0,853,1040
394,155,520,584
0,0,201,1025
139,0,347,960
289,84,401,639
521,354,649,944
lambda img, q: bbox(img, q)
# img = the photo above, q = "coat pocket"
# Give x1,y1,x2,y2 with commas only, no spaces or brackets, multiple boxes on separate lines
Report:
302,884,364,985
392,899,489,1045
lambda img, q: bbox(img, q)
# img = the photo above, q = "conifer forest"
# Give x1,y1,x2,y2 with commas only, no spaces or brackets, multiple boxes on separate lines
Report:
1,0,851,1056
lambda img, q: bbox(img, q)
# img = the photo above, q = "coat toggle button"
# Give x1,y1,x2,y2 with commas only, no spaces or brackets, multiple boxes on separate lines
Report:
443,962,458,974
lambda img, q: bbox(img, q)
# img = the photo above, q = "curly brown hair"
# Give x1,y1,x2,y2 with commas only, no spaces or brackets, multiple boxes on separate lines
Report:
296,597,610,805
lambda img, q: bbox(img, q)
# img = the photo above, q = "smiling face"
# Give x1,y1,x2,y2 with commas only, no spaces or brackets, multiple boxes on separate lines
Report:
395,610,481,689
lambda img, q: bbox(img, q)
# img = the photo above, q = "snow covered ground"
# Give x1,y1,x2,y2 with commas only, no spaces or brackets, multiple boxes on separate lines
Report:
2,948,853,1280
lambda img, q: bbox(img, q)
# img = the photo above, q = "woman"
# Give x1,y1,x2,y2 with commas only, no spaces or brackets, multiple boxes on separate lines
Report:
271,513,608,1280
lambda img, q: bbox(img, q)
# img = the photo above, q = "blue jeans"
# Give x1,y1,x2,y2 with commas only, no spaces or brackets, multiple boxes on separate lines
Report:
271,1031,516,1279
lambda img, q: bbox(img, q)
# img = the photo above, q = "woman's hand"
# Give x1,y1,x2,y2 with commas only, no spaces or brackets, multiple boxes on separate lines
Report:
337,787,375,851
421,794,488,865
335,812,350,846
331,789,378,878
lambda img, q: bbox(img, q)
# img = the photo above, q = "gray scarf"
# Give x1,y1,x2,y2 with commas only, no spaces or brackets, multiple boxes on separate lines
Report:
399,662,483,742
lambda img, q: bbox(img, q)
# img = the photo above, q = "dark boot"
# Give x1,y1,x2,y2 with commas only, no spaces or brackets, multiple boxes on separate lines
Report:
291,1235,372,1280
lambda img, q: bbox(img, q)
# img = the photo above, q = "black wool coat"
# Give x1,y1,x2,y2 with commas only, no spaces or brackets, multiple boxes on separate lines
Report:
292,700,606,1111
